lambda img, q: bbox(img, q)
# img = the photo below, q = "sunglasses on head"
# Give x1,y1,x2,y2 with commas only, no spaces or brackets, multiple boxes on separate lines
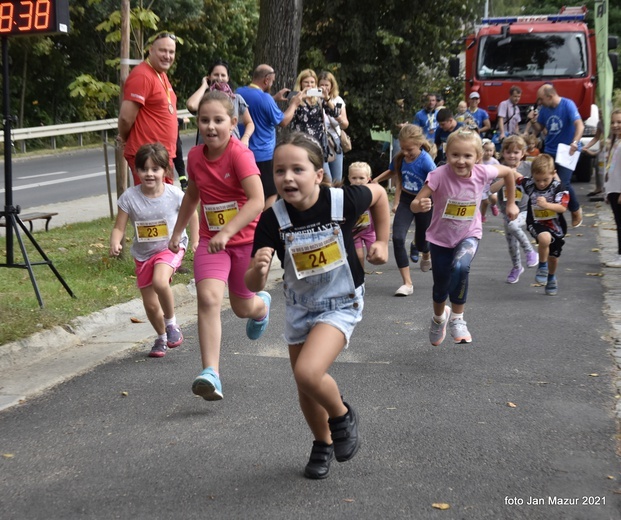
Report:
154,32,176,41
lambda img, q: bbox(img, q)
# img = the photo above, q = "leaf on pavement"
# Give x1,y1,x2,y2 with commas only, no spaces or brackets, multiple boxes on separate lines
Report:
2,453,14,458
586,272,604,277
130,317,145,323
507,402,517,408
584,213,596,217
591,248,600,252
121,391,129,397
343,498,355,503
589,373,599,377
432,503,450,510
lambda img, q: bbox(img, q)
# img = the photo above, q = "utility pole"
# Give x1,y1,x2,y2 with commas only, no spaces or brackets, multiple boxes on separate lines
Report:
115,0,130,199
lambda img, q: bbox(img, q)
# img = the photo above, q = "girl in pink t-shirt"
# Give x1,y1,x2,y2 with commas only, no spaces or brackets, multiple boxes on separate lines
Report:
411,130,519,346
169,91,270,401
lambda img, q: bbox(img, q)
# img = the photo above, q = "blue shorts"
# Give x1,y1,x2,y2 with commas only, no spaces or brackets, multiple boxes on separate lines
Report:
284,285,365,348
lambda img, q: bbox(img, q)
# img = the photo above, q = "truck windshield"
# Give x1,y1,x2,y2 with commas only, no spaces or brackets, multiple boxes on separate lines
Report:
477,32,587,79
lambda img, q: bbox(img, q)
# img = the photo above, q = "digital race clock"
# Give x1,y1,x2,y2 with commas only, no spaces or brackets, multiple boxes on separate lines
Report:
0,0,69,36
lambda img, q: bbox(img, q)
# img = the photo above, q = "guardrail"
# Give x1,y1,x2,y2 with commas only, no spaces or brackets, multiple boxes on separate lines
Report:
1,109,193,152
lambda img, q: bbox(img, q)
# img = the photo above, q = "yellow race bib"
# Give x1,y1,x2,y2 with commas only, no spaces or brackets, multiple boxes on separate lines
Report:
289,235,346,279
203,201,239,231
135,219,168,242
442,199,477,220
533,207,557,221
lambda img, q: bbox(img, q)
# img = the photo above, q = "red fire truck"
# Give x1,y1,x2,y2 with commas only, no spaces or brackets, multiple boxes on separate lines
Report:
449,6,618,179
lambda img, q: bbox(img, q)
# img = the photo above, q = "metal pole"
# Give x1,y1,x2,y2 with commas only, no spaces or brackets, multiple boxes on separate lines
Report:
3,36,14,265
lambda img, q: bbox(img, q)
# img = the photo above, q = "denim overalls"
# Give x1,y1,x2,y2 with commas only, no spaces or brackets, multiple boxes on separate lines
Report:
272,188,364,345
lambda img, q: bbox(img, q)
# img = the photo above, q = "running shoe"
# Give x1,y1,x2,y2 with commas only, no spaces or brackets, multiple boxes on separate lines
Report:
394,284,414,296
165,324,183,348
525,250,539,268
246,291,271,340
449,317,472,344
409,242,419,263
328,401,360,462
148,337,167,358
420,253,432,272
545,277,558,296
304,441,335,479
192,367,223,401
535,266,548,284
429,306,451,346
506,266,524,284
491,204,499,216
606,255,621,268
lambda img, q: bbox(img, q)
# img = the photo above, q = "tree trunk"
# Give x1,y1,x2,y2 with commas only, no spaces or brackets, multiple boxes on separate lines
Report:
115,0,131,199
255,0,303,94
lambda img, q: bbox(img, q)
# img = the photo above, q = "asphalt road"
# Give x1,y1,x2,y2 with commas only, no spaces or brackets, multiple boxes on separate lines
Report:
0,133,196,209
0,190,619,519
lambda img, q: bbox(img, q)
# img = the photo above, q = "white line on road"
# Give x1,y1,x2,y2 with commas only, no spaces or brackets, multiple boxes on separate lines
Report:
0,171,116,194
18,171,68,180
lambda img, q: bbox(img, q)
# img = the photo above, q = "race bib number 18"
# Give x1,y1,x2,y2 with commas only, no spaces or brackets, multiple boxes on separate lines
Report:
442,199,477,220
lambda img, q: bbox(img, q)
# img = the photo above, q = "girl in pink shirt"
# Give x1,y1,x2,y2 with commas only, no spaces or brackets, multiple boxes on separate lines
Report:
411,130,519,346
169,91,271,401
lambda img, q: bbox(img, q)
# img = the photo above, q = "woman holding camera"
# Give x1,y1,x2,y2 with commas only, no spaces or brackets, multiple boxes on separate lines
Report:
289,69,340,180
186,59,254,145
319,71,349,184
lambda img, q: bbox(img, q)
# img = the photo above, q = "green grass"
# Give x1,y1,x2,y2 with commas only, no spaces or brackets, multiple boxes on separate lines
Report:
0,217,194,345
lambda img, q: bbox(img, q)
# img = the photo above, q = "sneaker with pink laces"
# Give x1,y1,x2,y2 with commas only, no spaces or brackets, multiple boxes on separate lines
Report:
491,204,499,216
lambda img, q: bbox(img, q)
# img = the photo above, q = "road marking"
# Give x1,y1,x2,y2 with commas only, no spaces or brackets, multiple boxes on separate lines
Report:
0,171,116,193
18,171,68,180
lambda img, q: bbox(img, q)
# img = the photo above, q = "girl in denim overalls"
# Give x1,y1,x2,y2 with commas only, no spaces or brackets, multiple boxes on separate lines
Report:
246,132,390,480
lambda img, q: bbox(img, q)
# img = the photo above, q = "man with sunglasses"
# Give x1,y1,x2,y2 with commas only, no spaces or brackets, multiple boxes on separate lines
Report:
118,33,178,186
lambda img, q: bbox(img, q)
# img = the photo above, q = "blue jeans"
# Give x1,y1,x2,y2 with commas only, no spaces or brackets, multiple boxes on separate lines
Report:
555,162,580,213
430,238,479,305
323,152,344,184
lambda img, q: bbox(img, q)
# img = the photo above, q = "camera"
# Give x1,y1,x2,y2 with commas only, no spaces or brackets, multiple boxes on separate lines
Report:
306,87,323,97
284,90,299,99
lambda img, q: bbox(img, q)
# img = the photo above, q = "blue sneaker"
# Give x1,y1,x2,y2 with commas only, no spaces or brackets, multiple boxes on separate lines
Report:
246,291,271,340
535,265,548,284
192,367,223,401
545,277,558,296
409,242,419,263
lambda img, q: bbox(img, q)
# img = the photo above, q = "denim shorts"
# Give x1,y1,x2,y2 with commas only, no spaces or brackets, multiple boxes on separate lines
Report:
284,285,365,348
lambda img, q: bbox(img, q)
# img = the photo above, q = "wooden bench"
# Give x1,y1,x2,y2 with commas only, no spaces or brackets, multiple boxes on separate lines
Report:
0,212,59,232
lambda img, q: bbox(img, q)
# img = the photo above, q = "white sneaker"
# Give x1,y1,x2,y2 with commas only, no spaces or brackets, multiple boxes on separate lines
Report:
420,253,432,272
605,255,621,268
394,284,414,296
429,306,451,346
449,317,472,344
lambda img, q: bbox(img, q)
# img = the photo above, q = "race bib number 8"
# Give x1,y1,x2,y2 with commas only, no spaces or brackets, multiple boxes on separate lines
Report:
442,199,477,220
135,220,168,242
204,201,239,231
289,236,346,279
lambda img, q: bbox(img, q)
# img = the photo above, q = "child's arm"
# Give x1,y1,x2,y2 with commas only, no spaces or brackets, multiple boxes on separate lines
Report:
410,185,433,213
188,206,200,252
207,174,265,253
392,176,402,213
489,177,505,194
372,168,395,184
239,109,255,147
364,184,390,265
109,209,129,257
170,180,201,253
494,165,518,220
245,247,274,293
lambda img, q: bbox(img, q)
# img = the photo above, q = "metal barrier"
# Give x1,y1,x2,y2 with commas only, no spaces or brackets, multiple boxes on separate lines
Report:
0,109,193,152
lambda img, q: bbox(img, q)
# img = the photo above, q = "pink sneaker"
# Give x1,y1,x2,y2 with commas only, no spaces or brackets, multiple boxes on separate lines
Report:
491,205,499,216
481,215,487,223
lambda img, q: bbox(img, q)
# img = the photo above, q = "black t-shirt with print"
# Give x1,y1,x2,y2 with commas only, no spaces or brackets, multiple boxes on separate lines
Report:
252,185,373,288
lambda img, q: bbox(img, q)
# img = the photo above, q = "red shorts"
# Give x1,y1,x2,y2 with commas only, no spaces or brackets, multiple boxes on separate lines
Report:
193,238,254,299
134,248,185,289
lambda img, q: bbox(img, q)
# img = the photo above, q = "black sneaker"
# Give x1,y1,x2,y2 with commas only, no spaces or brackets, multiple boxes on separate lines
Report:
179,176,188,192
303,441,334,479
328,401,360,462
410,241,419,263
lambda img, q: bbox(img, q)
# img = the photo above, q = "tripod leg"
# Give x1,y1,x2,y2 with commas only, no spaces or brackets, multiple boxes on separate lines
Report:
11,214,44,307
15,216,76,299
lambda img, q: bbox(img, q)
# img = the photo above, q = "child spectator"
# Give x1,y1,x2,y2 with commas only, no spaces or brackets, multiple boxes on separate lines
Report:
604,109,621,267
411,129,519,345
455,101,468,123
245,132,389,480
490,135,539,283
523,134,541,163
169,91,271,400
373,124,435,296
348,162,377,271
480,138,500,221
521,154,569,295
110,143,199,358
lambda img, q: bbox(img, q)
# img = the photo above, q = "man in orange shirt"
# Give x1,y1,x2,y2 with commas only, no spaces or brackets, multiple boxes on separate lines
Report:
117,33,178,185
